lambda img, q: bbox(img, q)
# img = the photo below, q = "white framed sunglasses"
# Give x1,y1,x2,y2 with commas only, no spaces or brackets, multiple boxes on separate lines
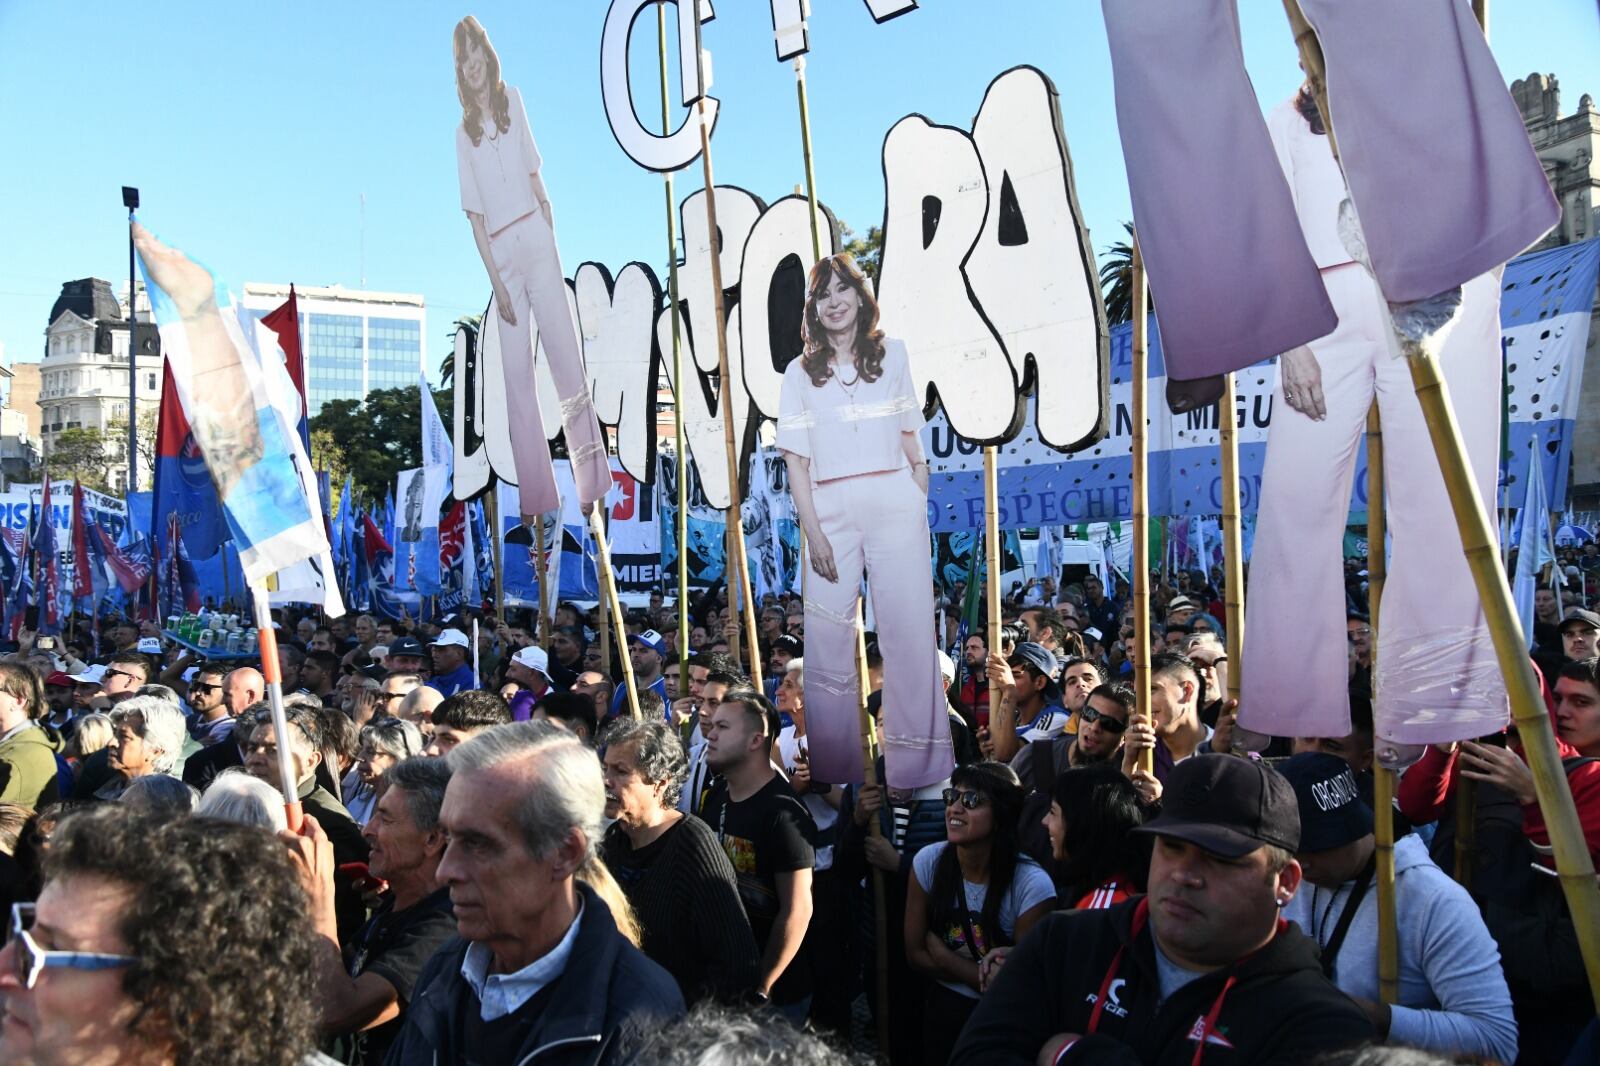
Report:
7,903,137,989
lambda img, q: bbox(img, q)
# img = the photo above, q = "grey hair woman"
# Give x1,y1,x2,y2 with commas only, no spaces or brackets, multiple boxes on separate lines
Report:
195,768,289,832
596,717,758,1004
346,717,425,827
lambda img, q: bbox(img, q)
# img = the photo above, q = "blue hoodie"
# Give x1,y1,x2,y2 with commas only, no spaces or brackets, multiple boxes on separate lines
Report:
1283,834,1517,1063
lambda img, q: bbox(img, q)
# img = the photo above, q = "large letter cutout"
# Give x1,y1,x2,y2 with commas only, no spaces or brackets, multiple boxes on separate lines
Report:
601,0,719,172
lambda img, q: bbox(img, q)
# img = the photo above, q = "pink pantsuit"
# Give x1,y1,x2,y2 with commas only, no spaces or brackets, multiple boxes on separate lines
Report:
457,87,611,517
1240,98,1508,751
778,340,953,789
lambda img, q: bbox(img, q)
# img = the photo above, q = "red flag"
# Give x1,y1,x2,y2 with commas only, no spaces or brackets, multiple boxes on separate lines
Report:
259,286,310,447
70,481,93,600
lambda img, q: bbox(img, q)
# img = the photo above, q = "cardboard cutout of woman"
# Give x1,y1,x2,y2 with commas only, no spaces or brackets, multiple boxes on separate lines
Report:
453,17,611,523
1239,87,1507,755
778,255,953,790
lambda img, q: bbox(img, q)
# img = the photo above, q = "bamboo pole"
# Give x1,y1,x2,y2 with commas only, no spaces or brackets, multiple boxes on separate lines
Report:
795,56,824,263
1129,238,1154,776
689,1,760,682
591,508,640,720
534,515,550,651
657,0,691,690
1367,400,1399,1005
856,601,892,1055
1218,374,1244,701
1284,0,1600,1010
488,484,504,613
984,447,1002,731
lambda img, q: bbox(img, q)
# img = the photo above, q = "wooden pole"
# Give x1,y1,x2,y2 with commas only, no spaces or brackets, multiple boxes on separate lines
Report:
1284,0,1600,1010
1129,238,1154,776
657,0,691,689
251,584,302,832
690,1,760,681
487,484,504,614
984,447,1002,731
1218,373,1245,701
591,508,640,720
855,600,892,1054
1366,401,1399,1005
534,515,550,651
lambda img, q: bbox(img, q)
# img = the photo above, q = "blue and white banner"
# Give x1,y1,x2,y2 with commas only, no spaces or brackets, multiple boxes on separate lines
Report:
923,239,1599,531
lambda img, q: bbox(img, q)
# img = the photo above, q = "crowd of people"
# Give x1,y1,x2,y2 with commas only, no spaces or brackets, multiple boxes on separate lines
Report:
0,552,1594,1065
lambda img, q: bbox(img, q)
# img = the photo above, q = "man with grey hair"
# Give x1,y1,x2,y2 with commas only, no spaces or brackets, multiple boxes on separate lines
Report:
387,722,684,1064
97,695,188,800
242,701,369,941
285,757,457,1064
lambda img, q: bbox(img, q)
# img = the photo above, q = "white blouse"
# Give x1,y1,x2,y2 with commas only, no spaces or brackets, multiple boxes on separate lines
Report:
1265,96,1355,272
776,337,924,484
456,86,542,236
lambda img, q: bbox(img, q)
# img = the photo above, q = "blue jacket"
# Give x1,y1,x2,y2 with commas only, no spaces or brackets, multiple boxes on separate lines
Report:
383,882,685,1066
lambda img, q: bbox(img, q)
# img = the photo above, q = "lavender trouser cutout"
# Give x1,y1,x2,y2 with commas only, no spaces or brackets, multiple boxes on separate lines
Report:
489,211,613,518
802,467,953,790
1241,263,1508,748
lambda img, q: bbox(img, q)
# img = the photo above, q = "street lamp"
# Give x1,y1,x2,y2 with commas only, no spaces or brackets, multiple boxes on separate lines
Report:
122,186,139,495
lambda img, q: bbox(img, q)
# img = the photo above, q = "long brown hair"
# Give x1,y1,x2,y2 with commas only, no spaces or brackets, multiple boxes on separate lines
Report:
454,16,512,147
800,253,886,388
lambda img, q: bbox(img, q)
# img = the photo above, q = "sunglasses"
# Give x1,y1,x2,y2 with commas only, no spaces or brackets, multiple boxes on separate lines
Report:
1079,707,1128,734
941,788,989,810
190,682,222,695
103,668,143,684
7,904,137,990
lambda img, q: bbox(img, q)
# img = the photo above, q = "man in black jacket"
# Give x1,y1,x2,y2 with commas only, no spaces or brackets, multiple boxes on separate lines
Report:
951,755,1373,1065
385,721,683,1065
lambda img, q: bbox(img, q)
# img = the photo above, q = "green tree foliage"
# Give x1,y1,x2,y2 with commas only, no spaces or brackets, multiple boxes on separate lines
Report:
1098,221,1154,326
46,427,113,491
309,385,454,505
840,222,884,284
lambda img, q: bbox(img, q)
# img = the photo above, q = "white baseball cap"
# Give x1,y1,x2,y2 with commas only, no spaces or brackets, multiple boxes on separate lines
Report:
69,664,107,686
369,645,390,661
431,628,470,649
136,637,163,655
512,645,553,680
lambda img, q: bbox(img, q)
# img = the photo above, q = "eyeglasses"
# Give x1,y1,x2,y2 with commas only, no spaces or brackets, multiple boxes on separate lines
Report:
190,682,222,695
941,788,988,810
103,668,143,684
373,691,403,702
7,904,137,989
1079,707,1128,734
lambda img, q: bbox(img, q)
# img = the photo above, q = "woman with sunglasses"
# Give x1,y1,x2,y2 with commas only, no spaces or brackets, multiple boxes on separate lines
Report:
904,761,1055,1060
0,805,319,1064
344,718,425,827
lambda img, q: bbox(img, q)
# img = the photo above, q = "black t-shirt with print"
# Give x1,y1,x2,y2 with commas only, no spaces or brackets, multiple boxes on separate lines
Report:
337,887,456,1065
700,773,816,1004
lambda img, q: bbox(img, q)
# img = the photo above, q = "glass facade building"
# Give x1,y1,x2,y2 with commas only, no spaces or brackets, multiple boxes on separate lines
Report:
239,285,426,416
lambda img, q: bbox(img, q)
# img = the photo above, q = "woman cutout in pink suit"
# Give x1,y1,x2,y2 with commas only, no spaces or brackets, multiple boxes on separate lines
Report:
778,254,953,791
453,16,610,524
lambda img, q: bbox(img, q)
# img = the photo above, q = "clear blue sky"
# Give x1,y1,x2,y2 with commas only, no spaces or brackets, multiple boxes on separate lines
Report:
1,1,1595,382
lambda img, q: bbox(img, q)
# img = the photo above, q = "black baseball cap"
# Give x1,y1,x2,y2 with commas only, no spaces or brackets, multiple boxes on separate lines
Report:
1560,609,1600,633
1275,753,1374,854
387,636,425,657
1133,755,1301,858
1009,642,1062,698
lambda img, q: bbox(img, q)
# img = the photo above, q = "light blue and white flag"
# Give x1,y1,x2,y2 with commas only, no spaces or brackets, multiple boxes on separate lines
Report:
414,377,452,594
1513,445,1553,649
134,222,331,590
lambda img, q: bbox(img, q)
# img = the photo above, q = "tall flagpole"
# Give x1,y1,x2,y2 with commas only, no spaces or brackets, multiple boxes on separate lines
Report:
657,0,691,691
534,514,550,650
690,0,762,688
1218,376,1244,702
1129,239,1154,777
1284,0,1600,1010
591,509,640,719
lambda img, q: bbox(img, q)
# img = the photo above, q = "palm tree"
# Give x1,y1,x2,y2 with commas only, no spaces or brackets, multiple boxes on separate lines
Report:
439,313,482,389
1098,222,1138,325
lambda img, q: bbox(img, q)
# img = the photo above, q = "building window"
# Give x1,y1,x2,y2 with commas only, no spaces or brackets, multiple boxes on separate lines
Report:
146,372,156,391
